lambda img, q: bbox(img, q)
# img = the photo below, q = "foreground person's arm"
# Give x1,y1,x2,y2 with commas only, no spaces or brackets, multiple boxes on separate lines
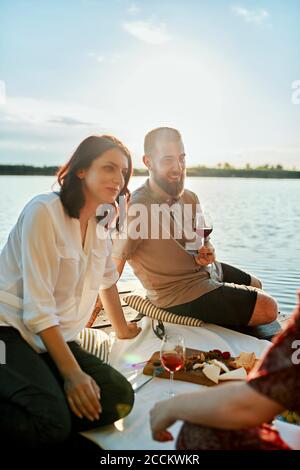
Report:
150,382,284,441
100,283,141,339
39,326,101,421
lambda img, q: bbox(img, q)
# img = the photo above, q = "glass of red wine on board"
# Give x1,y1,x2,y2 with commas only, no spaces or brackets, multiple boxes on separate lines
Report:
186,211,213,256
160,334,185,397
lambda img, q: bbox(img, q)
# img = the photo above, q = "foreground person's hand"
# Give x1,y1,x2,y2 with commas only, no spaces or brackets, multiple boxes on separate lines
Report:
194,241,216,266
150,400,176,442
64,369,102,421
118,322,142,340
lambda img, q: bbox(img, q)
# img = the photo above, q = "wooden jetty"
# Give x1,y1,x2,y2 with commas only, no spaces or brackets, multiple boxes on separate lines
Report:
92,279,289,342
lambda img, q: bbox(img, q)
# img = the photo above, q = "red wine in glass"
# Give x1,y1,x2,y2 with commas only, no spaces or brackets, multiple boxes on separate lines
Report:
161,352,185,372
160,334,185,396
195,227,213,239
195,211,213,238
186,211,213,256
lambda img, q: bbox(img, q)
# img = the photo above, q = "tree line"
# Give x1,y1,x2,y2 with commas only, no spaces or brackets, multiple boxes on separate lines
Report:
0,163,299,179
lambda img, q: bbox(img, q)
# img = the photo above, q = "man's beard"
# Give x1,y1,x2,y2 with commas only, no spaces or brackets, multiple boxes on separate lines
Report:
153,171,185,197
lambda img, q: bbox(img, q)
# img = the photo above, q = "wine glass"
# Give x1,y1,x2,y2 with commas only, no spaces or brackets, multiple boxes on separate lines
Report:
160,334,185,397
194,211,213,241
185,210,214,256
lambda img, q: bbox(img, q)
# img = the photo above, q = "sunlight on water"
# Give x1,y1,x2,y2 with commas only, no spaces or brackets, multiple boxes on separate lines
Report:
0,175,299,315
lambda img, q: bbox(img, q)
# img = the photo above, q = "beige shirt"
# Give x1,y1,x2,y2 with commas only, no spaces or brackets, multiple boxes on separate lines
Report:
112,179,223,308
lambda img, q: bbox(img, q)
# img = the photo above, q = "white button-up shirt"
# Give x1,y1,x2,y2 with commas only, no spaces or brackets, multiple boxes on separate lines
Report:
0,192,119,353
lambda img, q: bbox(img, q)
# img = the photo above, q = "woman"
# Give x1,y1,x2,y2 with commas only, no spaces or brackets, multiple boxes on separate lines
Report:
150,291,300,450
0,135,141,450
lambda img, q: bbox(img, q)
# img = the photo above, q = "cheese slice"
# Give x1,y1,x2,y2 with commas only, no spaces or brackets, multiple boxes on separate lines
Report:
218,368,247,381
202,364,221,384
210,359,230,373
193,362,205,370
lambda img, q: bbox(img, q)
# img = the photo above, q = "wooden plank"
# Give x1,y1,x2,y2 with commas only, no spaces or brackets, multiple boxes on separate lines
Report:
92,305,143,329
92,280,145,329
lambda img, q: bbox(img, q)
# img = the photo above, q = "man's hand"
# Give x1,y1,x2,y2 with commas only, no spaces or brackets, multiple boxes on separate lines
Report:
194,241,216,266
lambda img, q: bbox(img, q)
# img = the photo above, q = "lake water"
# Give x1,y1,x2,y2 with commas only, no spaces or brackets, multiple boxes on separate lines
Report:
0,175,299,315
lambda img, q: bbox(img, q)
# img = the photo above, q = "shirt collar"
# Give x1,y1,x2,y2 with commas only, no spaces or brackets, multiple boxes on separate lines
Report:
144,178,182,206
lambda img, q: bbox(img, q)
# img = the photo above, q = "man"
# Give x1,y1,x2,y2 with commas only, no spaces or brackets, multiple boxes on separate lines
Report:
111,127,278,327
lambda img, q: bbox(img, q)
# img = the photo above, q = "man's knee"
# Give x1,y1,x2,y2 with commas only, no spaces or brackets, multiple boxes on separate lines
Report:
249,293,278,325
250,275,263,289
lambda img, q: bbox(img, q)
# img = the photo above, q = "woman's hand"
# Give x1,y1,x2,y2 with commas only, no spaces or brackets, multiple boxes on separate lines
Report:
64,369,102,421
150,399,176,442
194,241,216,266
100,285,142,340
39,326,101,422
117,321,142,340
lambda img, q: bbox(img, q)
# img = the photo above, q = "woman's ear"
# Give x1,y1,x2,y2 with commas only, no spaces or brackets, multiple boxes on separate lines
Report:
76,169,85,180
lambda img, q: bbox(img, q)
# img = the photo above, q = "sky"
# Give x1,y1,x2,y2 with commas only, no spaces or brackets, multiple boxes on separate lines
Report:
0,0,299,169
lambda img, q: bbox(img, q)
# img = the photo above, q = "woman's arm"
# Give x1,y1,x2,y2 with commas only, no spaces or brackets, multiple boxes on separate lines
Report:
39,326,101,421
86,295,103,327
86,258,127,328
150,382,284,440
99,284,141,339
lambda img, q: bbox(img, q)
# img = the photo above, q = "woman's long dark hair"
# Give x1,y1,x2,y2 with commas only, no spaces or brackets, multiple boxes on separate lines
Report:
56,135,132,229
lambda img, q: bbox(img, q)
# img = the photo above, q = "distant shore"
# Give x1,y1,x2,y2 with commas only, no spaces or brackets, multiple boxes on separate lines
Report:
0,164,299,179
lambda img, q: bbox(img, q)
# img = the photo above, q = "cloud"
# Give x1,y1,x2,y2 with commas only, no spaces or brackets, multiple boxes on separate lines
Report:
47,116,93,126
88,51,121,64
231,5,269,25
0,94,111,165
88,52,105,63
123,20,171,45
0,80,6,105
128,2,141,15
0,95,99,127
0,141,47,151
109,54,121,64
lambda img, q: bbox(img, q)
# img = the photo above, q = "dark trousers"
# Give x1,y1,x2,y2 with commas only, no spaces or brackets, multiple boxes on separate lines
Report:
0,326,134,450
166,263,257,326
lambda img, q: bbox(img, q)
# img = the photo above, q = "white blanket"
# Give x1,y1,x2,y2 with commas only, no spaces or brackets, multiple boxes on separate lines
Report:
82,317,300,450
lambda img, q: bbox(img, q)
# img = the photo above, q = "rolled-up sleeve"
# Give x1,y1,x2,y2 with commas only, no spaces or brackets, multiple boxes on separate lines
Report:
99,252,119,290
21,202,60,334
